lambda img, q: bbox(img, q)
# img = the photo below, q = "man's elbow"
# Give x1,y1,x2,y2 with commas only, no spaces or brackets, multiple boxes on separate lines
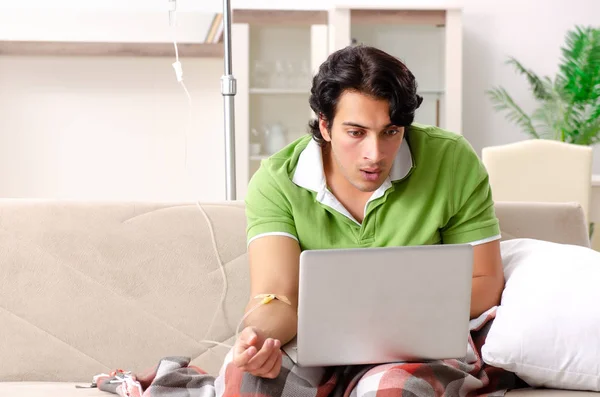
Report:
471,275,505,318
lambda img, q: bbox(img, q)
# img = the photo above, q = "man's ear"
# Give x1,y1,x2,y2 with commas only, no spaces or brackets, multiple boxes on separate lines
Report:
319,117,332,142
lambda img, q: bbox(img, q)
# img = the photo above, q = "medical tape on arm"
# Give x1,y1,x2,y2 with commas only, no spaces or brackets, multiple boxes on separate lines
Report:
235,294,292,339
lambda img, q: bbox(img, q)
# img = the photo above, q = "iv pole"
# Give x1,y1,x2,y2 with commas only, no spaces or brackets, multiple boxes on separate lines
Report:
221,0,237,200
169,0,236,200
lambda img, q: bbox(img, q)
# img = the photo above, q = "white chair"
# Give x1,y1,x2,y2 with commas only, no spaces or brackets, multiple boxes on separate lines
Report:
481,139,593,224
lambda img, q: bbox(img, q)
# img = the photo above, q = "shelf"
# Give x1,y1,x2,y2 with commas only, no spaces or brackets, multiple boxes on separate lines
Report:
350,9,446,26
233,10,328,26
340,4,461,11
418,89,445,95
250,155,270,161
0,41,224,58
351,9,446,26
250,88,310,95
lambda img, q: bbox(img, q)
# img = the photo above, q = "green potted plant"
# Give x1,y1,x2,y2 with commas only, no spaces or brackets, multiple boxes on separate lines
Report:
487,25,600,145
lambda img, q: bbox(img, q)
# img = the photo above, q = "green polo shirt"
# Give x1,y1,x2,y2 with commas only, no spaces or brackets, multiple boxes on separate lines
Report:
245,123,500,250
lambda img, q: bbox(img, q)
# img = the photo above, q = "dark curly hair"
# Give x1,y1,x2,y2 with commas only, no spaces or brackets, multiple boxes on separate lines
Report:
308,45,423,146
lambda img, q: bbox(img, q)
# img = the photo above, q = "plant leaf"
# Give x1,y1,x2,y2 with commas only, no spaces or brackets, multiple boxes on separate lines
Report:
557,25,600,103
506,57,552,100
487,87,540,138
532,96,565,141
589,95,600,124
574,114,600,145
489,26,600,146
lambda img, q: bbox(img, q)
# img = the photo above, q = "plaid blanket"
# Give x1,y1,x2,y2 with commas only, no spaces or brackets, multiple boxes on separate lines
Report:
93,357,215,397
93,308,526,397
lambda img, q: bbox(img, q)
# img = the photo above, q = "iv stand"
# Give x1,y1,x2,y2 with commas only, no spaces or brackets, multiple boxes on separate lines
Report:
221,0,237,200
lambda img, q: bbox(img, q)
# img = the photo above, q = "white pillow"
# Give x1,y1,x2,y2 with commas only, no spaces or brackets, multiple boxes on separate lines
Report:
482,238,600,392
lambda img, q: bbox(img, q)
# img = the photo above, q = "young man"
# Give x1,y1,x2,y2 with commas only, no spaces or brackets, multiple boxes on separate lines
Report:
215,45,518,396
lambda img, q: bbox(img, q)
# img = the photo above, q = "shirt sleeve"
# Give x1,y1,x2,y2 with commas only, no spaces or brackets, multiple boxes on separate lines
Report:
441,136,501,245
244,163,298,246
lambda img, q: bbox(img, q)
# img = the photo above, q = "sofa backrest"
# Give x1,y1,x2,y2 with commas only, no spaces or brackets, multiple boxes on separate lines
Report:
0,200,249,382
0,199,590,382
495,201,591,247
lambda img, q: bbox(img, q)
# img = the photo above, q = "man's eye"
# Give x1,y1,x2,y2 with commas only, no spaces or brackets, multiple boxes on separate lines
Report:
386,129,400,136
348,130,363,137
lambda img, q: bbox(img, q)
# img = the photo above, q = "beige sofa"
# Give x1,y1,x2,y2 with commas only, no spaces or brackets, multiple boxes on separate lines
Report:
0,199,597,397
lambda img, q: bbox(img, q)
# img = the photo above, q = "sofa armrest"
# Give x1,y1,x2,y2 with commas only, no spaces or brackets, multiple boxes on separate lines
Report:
495,201,591,248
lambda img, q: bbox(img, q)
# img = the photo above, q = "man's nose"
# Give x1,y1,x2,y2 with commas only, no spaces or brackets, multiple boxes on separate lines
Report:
363,136,384,162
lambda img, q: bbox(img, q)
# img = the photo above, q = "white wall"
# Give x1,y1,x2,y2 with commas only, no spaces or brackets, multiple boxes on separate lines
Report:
459,0,599,162
0,0,599,201
0,7,229,201
0,55,225,201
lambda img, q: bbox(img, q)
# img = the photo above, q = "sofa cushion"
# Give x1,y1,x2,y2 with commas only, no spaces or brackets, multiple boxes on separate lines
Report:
0,382,107,397
0,200,248,381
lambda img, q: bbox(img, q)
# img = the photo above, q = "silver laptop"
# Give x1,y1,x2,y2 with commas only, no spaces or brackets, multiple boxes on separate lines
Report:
282,244,474,367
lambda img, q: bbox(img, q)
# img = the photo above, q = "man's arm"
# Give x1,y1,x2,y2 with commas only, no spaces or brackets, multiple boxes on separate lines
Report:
470,239,504,318
243,235,300,346
438,136,505,318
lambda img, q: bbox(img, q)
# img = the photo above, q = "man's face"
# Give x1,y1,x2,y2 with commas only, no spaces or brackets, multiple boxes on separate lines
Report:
320,90,405,193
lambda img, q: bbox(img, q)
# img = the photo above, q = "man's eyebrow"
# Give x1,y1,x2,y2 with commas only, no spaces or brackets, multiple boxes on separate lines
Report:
341,122,395,130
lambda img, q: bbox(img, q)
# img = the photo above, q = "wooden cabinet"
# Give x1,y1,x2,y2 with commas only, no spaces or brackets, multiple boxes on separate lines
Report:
231,10,329,198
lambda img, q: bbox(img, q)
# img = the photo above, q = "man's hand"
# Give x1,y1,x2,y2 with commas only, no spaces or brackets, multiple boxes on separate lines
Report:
233,326,283,379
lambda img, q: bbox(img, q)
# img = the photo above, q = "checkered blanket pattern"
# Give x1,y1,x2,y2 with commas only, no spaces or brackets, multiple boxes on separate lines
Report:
93,307,525,397
94,357,215,397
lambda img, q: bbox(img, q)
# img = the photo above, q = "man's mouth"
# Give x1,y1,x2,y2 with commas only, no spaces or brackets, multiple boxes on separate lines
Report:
361,168,381,181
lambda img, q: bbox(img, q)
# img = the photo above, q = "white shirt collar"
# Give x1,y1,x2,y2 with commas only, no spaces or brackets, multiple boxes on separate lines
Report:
291,137,414,225
292,137,414,193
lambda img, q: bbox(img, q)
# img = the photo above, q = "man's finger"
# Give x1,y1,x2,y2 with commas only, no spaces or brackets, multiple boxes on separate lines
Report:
233,345,257,368
264,351,283,379
232,327,259,366
239,327,258,348
245,338,275,372
256,345,281,378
